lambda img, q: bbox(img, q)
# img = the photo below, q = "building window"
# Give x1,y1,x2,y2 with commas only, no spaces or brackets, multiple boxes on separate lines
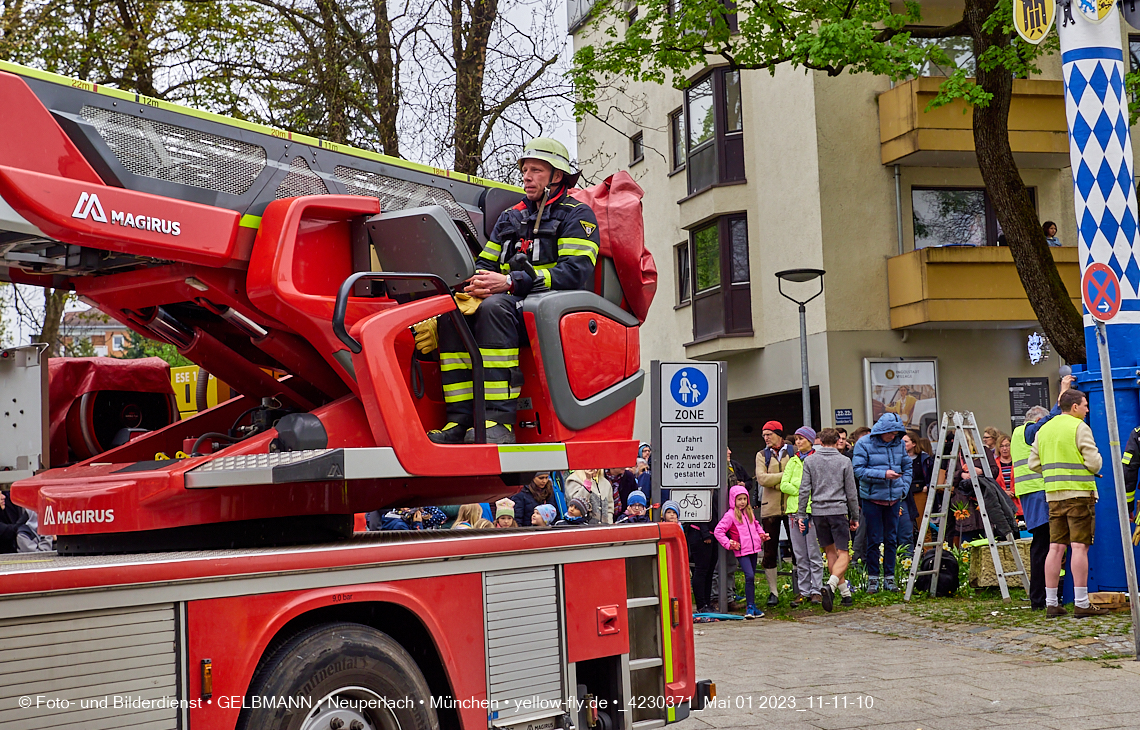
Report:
912,187,1036,249
1130,36,1140,100
693,223,720,292
112,334,124,351
684,68,745,195
687,214,752,340
627,3,637,27
721,0,738,33
914,36,976,77
669,108,685,171
630,132,644,165
675,242,691,306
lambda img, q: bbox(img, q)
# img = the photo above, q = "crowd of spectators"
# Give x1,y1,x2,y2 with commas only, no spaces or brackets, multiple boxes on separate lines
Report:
361,441,660,535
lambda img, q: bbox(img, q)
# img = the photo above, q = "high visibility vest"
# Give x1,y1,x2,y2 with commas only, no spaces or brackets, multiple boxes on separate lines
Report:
1035,414,1097,494
1011,424,1044,497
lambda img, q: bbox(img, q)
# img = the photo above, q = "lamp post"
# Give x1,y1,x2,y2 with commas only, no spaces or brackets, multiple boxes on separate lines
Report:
775,268,825,430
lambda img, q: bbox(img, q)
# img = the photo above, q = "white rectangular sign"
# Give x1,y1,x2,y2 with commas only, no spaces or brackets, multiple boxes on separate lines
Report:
660,362,719,424
660,426,720,487
669,489,714,522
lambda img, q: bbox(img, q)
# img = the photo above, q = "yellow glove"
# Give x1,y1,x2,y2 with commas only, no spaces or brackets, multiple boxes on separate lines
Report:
1133,524,1140,547
412,317,439,354
454,291,482,315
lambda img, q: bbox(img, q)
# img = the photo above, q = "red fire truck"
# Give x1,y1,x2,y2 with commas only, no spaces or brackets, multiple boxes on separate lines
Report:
0,60,710,730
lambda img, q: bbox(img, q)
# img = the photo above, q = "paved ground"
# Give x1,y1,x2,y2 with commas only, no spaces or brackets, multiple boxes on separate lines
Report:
681,609,1140,730
837,603,1137,661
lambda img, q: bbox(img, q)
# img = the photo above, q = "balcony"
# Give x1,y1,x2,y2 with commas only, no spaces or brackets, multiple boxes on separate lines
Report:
887,246,1081,329
878,78,1068,167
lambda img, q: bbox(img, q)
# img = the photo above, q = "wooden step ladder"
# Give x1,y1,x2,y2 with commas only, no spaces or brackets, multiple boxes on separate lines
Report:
904,411,1030,601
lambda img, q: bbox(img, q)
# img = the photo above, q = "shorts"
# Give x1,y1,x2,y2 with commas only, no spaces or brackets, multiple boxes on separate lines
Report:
1049,496,1095,546
813,514,852,551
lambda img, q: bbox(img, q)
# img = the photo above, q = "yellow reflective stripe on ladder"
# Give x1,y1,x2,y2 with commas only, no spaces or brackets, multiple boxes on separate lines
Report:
658,544,675,722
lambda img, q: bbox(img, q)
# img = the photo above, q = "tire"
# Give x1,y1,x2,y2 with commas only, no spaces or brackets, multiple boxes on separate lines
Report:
237,622,440,730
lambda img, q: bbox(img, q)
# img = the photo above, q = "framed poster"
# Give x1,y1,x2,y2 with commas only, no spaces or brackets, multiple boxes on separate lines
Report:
863,358,940,442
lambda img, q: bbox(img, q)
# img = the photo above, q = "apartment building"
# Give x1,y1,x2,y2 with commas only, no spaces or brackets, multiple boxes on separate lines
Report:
570,3,1098,456
61,308,133,356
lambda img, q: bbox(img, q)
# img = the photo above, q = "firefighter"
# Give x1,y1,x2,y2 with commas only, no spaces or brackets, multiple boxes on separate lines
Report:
1119,426,1139,517
429,137,601,445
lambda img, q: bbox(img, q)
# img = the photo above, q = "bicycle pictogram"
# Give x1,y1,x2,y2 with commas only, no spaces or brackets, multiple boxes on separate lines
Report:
678,492,704,510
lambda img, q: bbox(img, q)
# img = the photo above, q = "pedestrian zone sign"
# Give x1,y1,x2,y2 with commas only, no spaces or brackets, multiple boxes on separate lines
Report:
660,362,718,424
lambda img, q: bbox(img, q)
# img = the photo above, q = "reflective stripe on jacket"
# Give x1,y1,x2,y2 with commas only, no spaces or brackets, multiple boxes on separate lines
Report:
1035,414,1097,493
1011,424,1044,497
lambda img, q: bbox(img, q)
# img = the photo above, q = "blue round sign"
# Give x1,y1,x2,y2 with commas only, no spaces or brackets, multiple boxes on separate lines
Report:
670,368,709,408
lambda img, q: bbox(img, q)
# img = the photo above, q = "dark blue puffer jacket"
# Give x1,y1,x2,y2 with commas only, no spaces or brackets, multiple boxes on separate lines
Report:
853,414,912,502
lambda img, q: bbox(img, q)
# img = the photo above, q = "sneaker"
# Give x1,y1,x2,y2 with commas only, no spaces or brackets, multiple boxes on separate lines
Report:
427,422,468,444
464,422,516,444
1046,605,1067,618
810,594,823,606
744,605,758,619
820,584,834,612
766,593,779,607
867,577,880,595
840,595,854,607
883,577,898,592
1074,604,1110,618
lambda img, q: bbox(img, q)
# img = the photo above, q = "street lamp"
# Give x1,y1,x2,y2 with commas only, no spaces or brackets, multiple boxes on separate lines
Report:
775,268,825,430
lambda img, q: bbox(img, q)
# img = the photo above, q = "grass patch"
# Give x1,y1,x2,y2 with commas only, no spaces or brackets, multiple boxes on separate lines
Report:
711,545,1137,646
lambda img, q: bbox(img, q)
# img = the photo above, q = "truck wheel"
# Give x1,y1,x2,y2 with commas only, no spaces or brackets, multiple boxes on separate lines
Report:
238,621,439,730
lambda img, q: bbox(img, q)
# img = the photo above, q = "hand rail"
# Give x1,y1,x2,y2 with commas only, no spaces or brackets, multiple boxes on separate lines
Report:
332,272,485,444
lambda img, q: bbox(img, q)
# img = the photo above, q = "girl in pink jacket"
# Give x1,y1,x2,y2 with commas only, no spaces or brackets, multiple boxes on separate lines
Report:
714,484,768,618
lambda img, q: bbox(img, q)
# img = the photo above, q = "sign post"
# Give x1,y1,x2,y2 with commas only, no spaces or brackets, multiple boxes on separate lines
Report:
651,361,728,611
1082,266,1140,660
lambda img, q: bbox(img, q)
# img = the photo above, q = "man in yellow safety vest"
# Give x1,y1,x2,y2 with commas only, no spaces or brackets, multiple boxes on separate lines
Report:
1012,405,1051,610
1029,388,1110,617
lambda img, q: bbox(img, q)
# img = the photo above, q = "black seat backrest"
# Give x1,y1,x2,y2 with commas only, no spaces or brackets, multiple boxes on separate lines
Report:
364,205,474,295
595,257,624,308
480,187,526,240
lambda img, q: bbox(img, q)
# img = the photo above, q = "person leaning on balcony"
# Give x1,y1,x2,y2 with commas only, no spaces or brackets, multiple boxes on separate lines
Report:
1043,221,1061,247
1029,388,1109,618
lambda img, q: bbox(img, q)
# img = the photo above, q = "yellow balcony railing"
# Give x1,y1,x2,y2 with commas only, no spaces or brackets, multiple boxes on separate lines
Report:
887,245,1081,328
878,78,1068,167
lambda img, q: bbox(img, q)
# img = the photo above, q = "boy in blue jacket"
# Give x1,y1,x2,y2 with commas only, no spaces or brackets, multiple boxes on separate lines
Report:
853,414,912,593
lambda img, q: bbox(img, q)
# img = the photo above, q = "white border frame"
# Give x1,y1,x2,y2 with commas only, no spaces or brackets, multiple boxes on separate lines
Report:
862,357,940,431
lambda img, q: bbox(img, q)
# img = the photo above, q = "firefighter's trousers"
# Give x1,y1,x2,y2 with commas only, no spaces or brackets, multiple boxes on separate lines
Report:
437,293,524,426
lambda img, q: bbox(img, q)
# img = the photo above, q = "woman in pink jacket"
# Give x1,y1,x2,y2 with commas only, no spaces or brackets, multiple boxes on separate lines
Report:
714,484,768,618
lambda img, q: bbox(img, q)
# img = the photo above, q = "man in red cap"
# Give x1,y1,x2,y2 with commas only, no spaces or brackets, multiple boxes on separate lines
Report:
754,421,795,606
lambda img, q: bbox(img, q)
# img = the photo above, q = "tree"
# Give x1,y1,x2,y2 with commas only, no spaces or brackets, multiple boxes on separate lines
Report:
234,0,571,179
572,0,1087,363
122,331,193,367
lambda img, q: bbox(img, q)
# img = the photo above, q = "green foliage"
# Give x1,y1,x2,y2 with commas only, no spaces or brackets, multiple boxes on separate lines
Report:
572,0,1059,120
62,336,96,358
121,331,193,367
0,0,276,113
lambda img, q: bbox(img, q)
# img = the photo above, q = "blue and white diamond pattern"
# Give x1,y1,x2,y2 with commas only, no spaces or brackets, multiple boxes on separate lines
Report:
1063,42,1140,323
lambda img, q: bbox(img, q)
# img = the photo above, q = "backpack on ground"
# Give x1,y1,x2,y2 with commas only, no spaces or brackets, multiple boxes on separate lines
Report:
913,548,960,596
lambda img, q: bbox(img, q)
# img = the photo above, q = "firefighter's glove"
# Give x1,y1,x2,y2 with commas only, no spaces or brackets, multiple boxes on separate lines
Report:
454,291,481,315
412,317,439,354
1133,523,1140,547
